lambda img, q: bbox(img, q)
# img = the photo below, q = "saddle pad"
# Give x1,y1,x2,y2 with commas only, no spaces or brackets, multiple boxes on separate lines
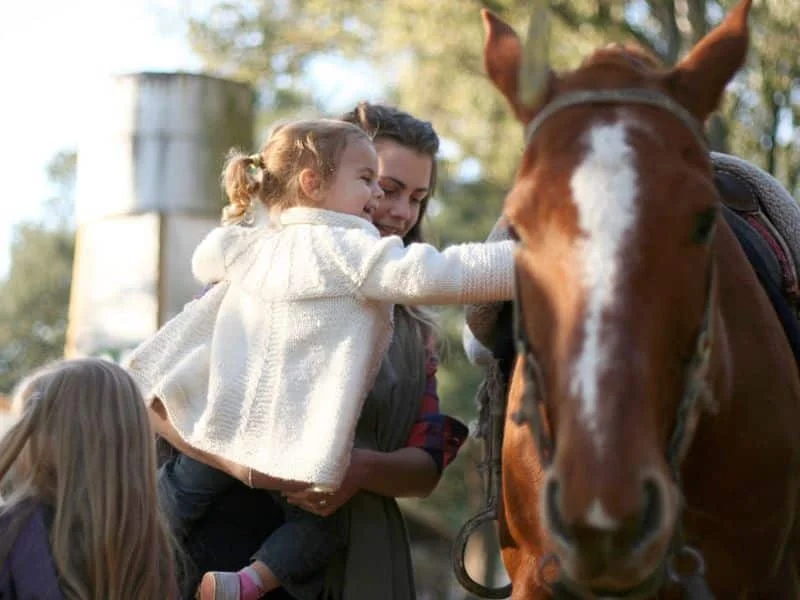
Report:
711,152,800,306
722,206,800,364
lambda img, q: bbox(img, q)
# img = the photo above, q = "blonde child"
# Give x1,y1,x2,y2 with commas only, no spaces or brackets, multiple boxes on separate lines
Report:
126,118,514,599
0,358,178,599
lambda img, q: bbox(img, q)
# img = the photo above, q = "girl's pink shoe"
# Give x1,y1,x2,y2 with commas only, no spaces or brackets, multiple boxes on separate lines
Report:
196,568,264,600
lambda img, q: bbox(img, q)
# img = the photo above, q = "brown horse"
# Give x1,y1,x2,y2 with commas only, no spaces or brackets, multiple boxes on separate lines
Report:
482,1,800,597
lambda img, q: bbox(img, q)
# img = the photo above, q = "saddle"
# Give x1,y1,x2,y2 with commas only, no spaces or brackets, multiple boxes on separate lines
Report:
712,152,800,310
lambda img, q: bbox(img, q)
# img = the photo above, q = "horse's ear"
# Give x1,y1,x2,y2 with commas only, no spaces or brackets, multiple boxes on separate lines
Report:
482,9,549,123
666,0,752,122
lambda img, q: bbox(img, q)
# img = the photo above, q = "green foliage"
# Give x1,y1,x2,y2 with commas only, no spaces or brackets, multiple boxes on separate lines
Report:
723,0,800,193
0,152,76,393
187,0,799,194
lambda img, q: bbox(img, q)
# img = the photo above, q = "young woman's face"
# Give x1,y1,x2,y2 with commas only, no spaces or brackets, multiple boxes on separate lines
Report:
372,139,433,238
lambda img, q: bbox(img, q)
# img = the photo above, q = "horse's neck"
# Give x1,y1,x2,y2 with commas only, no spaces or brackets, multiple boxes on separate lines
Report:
690,224,800,480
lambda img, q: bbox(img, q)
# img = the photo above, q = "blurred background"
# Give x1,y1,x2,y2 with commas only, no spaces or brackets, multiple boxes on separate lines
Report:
0,0,798,597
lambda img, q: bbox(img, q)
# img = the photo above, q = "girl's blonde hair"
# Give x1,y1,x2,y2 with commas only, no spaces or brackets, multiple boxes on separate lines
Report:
221,119,371,225
0,358,178,599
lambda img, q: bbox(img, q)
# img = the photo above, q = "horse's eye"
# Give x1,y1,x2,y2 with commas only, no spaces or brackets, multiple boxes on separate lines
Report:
507,224,520,242
692,207,717,244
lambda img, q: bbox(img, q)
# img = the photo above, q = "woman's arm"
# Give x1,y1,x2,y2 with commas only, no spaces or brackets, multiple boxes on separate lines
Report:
349,446,440,498
281,447,439,517
285,349,468,516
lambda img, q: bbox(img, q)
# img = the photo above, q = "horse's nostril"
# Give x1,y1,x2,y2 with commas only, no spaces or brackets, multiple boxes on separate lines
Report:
545,476,665,553
635,478,663,550
545,478,572,543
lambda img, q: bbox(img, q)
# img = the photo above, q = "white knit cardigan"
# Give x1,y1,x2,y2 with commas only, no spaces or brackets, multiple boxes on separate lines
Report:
126,207,514,489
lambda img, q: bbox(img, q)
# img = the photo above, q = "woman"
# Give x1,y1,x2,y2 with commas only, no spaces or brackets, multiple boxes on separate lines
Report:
157,102,467,600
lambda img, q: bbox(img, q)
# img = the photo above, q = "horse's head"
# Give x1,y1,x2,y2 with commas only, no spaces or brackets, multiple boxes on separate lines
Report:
484,0,751,593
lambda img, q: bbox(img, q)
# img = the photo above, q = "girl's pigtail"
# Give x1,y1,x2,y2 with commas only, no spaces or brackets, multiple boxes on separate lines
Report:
221,150,263,226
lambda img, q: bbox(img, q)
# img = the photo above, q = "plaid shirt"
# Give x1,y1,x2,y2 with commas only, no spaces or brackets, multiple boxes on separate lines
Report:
405,352,469,474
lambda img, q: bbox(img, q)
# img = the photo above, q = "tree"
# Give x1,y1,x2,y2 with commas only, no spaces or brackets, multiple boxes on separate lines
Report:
0,151,76,393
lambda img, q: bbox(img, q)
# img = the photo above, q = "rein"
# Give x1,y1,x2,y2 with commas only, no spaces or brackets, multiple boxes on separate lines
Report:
454,87,717,599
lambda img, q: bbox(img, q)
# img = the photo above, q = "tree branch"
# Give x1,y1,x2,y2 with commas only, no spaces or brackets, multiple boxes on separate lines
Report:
549,1,664,62
597,0,611,22
687,0,708,45
644,0,680,64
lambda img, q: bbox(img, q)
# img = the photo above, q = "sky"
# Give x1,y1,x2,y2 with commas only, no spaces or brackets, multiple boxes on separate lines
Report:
0,0,378,278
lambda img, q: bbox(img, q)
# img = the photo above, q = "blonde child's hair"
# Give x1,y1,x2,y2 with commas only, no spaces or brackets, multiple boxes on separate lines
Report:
221,119,372,226
0,358,179,599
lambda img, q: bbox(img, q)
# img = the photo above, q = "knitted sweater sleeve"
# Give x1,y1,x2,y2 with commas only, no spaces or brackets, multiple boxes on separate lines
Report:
355,237,515,305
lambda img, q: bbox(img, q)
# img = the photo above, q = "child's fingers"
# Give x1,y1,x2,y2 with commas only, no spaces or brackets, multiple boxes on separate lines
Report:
284,491,338,515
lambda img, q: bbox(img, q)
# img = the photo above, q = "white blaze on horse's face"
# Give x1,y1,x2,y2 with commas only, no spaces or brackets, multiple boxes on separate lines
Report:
585,497,620,531
568,119,639,453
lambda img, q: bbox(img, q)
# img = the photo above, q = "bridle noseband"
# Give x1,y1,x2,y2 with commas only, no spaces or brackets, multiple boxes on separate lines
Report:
513,88,718,599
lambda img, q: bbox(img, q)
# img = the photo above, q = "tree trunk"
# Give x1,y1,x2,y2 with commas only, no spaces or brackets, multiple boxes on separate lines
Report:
686,0,708,45
646,0,681,64
759,56,781,176
707,115,729,153
788,165,800,200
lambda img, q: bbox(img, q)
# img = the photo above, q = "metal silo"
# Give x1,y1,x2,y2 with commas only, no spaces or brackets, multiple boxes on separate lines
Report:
65,73,255,358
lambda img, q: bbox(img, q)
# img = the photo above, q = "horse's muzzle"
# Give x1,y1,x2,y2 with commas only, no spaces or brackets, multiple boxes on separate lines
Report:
541,470,676,596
